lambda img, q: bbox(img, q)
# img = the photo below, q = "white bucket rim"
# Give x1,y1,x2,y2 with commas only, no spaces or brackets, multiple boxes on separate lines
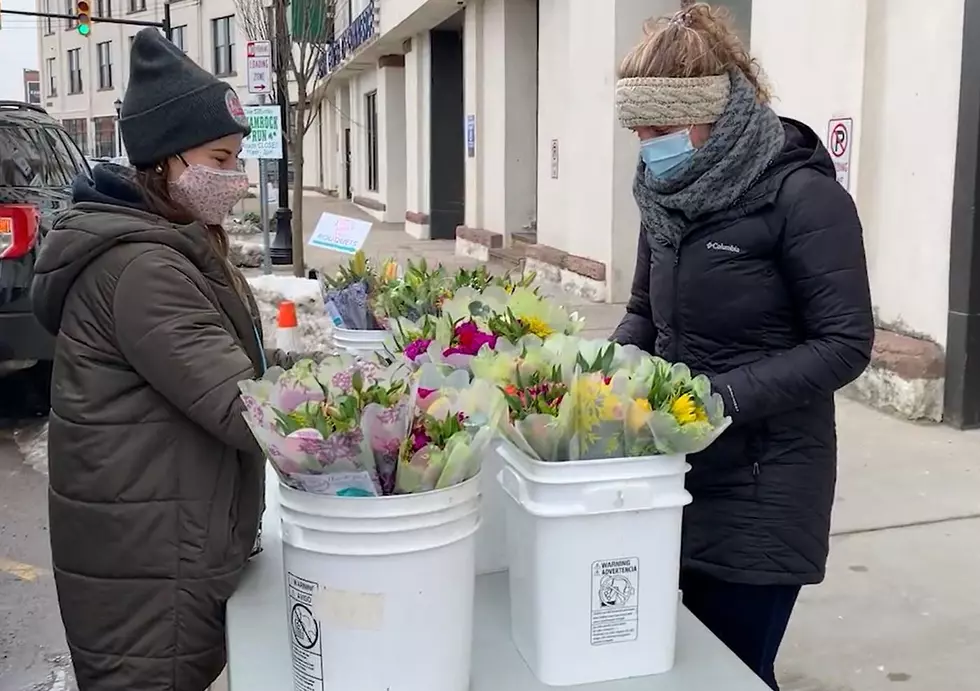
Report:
498,467,692,518
282,508,483,556
280,496,481,534
278,472,482,519
496,441,690,485
332,327,389,339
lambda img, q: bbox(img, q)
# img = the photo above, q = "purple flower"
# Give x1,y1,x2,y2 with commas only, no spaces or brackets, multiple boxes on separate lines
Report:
446,321,497,356
404,338,433,362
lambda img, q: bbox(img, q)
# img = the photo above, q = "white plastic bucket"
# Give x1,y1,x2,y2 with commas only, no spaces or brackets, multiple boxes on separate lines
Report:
496,442,692,687
279,474,481,691
331,327,388,358
475,447,508,575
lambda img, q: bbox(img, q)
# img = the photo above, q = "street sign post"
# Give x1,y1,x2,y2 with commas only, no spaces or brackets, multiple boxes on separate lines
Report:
241,101,282,274
246,40,272,95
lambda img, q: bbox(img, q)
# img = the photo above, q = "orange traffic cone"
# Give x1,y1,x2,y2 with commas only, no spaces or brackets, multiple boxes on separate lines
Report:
276,300,300,353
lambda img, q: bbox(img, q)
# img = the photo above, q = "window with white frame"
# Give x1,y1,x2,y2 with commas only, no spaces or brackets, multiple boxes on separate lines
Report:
365,90,378,192
46,57,57,96
127,0,146,13
172,25,187,52
97,42,113,90
211,16,235,76
67,48,83,94
43,0,54,34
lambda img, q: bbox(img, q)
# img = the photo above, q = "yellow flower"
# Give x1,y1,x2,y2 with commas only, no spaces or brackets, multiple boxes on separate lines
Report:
382,260,399,281
520,315,555,338
670,393,708,426
627,398,652,432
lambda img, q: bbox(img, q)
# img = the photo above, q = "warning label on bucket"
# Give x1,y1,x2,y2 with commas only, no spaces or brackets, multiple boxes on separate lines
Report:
590,558,639,646
288,572,324,691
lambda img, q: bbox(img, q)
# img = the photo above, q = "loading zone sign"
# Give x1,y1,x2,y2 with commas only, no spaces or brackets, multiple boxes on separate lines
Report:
828,117,853,192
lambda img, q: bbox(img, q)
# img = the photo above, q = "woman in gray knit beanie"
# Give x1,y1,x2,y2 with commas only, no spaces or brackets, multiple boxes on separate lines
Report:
31,28,310,691
611,4,874,689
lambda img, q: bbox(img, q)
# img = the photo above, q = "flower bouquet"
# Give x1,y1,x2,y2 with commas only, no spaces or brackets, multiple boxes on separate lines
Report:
238,355,410,495
317,250,398,330
373,258,453,324
387,286,585,372
474,336,731,462
395,364,507,493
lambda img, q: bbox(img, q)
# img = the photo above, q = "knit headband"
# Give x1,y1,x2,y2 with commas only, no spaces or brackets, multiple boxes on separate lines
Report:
615,74,731,128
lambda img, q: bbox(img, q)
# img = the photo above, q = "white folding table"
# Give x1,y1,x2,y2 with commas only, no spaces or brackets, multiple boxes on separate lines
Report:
226,470,771,691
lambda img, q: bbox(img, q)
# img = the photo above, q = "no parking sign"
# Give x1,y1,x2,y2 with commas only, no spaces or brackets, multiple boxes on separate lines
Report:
828,117,853,192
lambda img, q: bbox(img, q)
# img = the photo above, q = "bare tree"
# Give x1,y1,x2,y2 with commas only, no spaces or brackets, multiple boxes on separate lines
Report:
235,0,336,277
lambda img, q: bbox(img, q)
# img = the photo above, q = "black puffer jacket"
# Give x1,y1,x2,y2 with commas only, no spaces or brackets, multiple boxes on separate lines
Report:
613,119,874,586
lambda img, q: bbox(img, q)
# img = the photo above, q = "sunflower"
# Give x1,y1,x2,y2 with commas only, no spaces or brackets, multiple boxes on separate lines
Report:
670,393,708,426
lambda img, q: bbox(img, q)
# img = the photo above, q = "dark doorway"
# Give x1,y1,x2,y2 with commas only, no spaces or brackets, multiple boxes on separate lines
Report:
344,127,352,199
428,21,464,240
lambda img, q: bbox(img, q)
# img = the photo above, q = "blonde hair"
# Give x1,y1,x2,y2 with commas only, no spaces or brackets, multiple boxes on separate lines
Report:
618,3,770,104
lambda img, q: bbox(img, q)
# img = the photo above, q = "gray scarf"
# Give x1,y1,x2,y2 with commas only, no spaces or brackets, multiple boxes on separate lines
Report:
633,71,786,248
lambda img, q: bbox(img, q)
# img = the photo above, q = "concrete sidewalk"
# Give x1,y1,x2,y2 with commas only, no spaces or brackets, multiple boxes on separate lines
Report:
245,194,979,691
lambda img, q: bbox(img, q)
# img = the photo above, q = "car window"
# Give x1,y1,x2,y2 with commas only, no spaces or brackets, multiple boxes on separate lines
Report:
51,128,91,178
0,125,45,186
39,128,83,186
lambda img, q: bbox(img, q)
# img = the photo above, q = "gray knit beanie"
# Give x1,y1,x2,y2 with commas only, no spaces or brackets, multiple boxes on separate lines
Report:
120,28,251,169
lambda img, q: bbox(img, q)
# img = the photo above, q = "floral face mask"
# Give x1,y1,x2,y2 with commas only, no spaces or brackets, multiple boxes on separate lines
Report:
169,157,250,225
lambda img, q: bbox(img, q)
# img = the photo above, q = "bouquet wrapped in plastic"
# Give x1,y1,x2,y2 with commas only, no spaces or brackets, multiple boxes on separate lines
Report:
473,336,731,462
388,285,585,372
395,364,507,493
317,250,398,330
238,355,409,495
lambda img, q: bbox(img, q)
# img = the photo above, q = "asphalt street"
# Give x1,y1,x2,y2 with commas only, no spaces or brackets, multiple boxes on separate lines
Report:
0,418,73,691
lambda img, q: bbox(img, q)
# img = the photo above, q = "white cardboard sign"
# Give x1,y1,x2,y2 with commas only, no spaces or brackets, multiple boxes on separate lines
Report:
308,212,372,255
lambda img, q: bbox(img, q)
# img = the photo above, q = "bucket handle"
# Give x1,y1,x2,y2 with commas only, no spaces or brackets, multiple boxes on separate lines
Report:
498,466,692,517
498,465,532,506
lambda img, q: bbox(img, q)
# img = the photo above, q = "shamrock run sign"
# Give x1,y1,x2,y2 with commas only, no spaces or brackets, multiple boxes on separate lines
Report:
240,105,283,160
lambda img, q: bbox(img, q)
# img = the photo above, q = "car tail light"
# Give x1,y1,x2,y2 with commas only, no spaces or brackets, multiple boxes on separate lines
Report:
0,205,40,260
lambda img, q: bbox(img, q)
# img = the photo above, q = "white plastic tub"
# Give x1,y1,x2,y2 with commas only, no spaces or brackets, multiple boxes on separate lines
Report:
278,475,481,691
496,442,692,687
331,327,388,358
475,446,508,575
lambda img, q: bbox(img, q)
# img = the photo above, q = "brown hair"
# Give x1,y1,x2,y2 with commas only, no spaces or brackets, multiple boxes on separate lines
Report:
618,3,771,104
134,162,249,297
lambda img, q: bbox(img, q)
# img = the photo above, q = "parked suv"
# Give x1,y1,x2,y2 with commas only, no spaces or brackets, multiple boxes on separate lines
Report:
0,101,90,412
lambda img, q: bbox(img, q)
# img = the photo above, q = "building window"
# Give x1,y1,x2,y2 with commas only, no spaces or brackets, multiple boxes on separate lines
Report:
127,0,146,12
97,0,112,17
43,0,54,34
67,48,83,94
46,58,58,97
93,116,117,158
64,0,77,28
62,118,89,155
97,42,113,90
211,16,235,76
365,90,378,192
172,25,187,52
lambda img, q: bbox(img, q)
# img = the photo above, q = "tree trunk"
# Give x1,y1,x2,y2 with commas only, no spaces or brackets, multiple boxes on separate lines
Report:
291,101,307,278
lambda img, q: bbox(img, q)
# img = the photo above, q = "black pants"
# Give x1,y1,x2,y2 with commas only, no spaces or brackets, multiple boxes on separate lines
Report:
681,570,800,690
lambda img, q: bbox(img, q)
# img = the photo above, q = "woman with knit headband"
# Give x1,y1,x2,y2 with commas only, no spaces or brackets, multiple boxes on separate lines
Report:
612,5,873,689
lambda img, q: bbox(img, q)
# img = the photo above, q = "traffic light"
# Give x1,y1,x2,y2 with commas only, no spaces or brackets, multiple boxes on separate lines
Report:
76,0,92,36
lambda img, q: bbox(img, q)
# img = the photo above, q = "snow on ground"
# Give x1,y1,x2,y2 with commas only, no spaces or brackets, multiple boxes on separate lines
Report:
246,275,334,353
13,420,49,476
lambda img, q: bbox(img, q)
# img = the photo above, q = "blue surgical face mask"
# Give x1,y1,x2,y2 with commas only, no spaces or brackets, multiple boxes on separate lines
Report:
640,129,695,178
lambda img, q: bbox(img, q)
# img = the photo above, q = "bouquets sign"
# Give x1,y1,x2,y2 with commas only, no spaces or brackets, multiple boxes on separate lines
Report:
238,355,410,495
